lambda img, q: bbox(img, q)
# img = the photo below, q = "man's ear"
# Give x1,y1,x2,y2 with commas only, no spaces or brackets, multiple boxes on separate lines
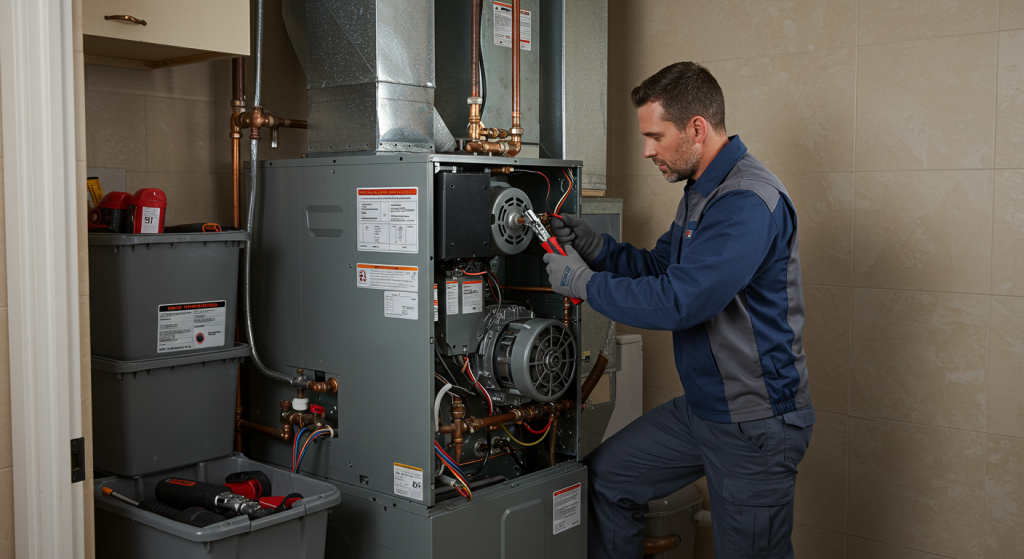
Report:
690,116,709,145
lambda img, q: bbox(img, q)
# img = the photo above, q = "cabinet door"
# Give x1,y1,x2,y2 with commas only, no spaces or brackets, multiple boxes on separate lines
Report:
83,0,249,58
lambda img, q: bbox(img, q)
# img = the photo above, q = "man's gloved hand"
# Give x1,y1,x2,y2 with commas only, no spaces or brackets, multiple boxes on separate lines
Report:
543,244,594,301
550,214,603,261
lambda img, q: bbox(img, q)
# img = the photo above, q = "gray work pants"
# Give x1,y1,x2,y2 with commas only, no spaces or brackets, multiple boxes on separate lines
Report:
584,395,815,559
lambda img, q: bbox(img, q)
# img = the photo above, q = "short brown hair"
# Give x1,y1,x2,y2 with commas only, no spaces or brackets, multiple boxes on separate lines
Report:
631,62,726,133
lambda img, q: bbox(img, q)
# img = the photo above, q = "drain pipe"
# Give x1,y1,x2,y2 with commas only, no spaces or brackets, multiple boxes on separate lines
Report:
243,0,302,388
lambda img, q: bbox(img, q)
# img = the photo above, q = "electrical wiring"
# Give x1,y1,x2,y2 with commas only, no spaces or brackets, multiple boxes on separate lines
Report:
469,428,492,478
501,423,551,447
521,415,553,435
555,168,575,215
434,383,453,430
295,426,334,472
292,427,308,472
514,169,552,213
434,441,473,500
462,357,494,416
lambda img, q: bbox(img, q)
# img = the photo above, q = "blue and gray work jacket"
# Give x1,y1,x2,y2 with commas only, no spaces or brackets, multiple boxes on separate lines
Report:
586,136,813,424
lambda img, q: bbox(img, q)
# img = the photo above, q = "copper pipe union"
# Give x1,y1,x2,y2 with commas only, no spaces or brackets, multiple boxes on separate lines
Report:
306,378,338,394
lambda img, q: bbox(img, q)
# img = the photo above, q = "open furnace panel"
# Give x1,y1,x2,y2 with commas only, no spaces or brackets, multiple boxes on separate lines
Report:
246,153,588,558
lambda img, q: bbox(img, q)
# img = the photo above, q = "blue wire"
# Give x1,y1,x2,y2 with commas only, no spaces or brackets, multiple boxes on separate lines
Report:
296,431,327,472
433,446,468,479
292,428,308,471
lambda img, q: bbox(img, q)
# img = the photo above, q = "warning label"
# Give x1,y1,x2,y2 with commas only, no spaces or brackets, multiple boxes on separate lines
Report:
157,300,226,353
357,188,418,253
462,280,484,314
356,264,418,292
493,2,532,51
446,280,459,315
553,483,582,535
384,291,418,321
433,284,439,322
393,462,423,501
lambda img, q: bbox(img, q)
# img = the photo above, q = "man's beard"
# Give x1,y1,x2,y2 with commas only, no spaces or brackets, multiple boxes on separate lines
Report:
656,145,701,183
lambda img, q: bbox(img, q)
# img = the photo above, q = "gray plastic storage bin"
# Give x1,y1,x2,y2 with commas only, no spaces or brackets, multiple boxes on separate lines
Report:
92,344,250,477
95,454,341,559
89,231,249,361
644,484,704,559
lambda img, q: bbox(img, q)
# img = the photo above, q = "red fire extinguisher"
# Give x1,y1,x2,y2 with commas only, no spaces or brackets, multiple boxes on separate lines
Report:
129,188,167,234
88,191,133,233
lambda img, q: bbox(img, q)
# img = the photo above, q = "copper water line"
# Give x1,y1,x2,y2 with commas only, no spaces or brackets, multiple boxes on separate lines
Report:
507,0,523,156
500,285,555,293
549,413,559,466
237,419,293,442
563,297,571,328
468,0,483,142
437,399,573,435
231,56,246,453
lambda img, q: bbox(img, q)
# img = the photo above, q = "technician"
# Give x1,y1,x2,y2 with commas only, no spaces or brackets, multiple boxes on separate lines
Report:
543,62,815,559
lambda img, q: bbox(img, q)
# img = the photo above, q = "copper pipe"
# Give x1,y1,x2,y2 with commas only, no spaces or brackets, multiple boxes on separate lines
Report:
231,57,245,453
500,285,555,293
467,0,483,142
306,378,338,394
549,413,559,466
437,399,574,435
581,353,611,404
563,297,571,328
450,396,466,464
507,0,522,157
237,419,294,442
490,166,515,175
644,535,682,555
457,450,512,466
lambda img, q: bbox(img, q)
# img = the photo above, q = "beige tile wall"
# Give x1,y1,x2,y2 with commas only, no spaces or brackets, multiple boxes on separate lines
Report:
84,0,307,227
607,1,1024,558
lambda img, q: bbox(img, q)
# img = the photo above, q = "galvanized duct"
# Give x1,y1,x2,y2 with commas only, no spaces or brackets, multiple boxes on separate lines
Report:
305,0,455,154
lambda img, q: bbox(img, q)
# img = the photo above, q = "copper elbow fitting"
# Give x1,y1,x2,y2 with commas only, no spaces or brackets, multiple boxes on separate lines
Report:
306,378,338,394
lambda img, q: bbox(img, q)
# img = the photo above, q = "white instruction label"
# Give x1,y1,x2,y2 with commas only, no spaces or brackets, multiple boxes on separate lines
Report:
384,291,418,321
356,264,418,292
446,280,460,315
393,462,423,501
462,280,484,314
140,207,161,233
553,483,582,535
357,188,418,253
493,2,532,51
157,301,226,353
433,284,439,322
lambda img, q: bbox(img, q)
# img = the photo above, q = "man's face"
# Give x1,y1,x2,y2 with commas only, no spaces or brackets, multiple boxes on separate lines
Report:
638,102,701,183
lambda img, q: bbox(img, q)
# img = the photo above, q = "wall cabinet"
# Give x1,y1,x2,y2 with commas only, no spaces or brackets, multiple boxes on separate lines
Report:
83,0,249,69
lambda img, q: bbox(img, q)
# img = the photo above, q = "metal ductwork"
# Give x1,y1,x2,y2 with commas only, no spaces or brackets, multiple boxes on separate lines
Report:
305,0,456,154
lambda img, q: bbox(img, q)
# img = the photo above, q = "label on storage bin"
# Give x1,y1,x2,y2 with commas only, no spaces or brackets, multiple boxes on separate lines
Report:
553,483,582,535
493,2,532,51
393,462,423,500
357,188,418,253
157,300,226,353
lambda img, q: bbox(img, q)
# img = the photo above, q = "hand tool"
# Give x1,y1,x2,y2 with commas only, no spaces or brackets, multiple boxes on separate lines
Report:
155,477,267,517
522,209,582,305
101,486,228,528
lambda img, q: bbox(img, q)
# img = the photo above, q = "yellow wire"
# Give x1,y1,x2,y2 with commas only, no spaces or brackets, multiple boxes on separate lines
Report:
501,423,550,447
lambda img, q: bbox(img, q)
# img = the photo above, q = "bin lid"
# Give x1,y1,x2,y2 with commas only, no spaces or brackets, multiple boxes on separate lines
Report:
645,484,703,518
88,230,250,246
92,343,252,374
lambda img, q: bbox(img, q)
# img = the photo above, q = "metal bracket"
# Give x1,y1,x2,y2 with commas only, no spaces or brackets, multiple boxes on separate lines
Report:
70,437,85,483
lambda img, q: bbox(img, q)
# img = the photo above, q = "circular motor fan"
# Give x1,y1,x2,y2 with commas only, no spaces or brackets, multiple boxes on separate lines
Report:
493,318,577,402
490,187,534,256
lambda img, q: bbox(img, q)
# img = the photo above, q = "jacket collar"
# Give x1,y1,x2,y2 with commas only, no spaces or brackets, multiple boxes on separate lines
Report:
688,135,747,197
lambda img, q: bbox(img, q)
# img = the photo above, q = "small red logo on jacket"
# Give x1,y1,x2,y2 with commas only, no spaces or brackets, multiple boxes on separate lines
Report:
685,230,693,238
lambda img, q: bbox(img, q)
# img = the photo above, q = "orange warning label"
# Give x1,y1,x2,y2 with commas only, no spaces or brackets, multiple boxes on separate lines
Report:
356,263,418,292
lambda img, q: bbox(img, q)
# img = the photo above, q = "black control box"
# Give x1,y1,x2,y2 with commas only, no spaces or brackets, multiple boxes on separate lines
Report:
434,172,491,260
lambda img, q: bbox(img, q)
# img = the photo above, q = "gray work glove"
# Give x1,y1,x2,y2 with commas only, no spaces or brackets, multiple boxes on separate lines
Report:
550,214,603,262
543,244,594,301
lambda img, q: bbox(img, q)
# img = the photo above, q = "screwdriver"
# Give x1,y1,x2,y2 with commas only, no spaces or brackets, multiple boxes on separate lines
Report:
522,209,583,305
102,486,229,528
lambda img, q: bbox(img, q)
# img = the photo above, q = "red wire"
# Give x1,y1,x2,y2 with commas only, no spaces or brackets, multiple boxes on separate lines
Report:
556,169,574,214
522,415,553,435
538,171,552,213
463,358,494,416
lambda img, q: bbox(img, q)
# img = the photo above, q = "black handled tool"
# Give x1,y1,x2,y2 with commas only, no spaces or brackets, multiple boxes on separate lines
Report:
155,478,266,517
102,487,228,528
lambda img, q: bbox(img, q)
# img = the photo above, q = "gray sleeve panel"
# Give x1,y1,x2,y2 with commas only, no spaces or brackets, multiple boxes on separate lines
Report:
781,197,813,405
706,293,772,420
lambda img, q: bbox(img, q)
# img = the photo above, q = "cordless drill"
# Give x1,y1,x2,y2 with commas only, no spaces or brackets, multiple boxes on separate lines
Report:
155,478,271,518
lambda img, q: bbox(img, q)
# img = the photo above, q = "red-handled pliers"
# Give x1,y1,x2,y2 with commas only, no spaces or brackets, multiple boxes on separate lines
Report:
523,209,583,305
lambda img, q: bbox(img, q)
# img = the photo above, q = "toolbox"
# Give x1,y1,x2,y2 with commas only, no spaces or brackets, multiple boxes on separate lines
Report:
94,454,341,559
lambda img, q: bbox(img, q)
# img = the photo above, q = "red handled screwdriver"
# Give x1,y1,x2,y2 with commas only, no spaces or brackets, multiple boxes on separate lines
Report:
523,209,583,305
